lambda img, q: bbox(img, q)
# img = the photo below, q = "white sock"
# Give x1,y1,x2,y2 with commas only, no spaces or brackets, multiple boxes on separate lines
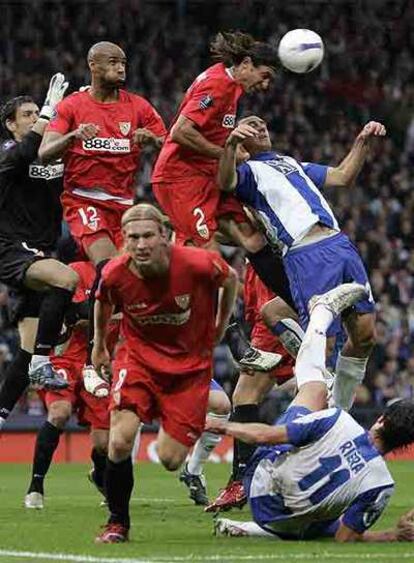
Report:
224,519,278,538
273,318,305,358
187,413,229,475
131,424,142,464
333,353,369,411
29,355,49,370
295,305,334,389
0,417,6,430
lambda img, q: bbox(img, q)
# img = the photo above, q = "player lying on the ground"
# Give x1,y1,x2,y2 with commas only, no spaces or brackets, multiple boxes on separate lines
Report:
219,115,387,418
210,283,414,542
24,261,119,509
92,203,238,543
206,264,295,512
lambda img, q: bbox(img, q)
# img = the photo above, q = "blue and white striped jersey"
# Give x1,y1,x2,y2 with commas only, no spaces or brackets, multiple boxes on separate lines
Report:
235,151,340,254
246,408,394,539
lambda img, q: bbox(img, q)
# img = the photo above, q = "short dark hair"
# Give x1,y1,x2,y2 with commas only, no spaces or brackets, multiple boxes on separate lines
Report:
378,399,414,453
210,31,278,69
0,95,35,137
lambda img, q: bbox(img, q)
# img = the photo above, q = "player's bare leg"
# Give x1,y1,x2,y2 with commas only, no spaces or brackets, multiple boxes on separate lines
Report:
205,372,275,513
333,311,376,411
25,399,72,509
180,388,230,506
83,235,118,397
96,409,139,544
24,259,78,389
156,427,190,471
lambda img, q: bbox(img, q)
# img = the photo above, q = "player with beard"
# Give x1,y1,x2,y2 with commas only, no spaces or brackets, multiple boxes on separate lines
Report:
39,42,167,395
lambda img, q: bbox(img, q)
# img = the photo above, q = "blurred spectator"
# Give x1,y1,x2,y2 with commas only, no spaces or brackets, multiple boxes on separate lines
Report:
0,0,413,419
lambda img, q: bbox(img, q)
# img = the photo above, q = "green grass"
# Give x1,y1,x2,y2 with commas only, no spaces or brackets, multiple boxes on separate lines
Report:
0,461,412,562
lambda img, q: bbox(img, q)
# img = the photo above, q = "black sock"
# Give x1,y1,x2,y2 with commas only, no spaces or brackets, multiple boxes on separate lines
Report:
0,349,31,419
105,457,133,528
28,421,62,494
65,299,90,326
34,287,74,356
91,448,107,490
247,245,295,309
231,404,260,481
87,260,109,364
223,322,251,361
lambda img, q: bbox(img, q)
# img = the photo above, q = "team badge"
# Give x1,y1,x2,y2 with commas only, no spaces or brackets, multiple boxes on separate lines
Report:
175,294,190,309
119,121,131,135
199,95,213,110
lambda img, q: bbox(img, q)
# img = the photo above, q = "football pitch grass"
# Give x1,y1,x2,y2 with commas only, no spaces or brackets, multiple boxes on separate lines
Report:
0,461,412,563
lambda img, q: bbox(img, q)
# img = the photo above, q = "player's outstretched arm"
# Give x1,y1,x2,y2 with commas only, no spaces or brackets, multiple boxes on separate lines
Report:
170,115,224,159
39,124,99,164
335,509,414,543
206,417,289,445
325,121,386,189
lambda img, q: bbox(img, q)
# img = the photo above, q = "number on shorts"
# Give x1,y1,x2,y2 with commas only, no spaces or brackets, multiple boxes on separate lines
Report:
193,207,209,240
114,368,127,392
78,206,99,230
56,368,68,381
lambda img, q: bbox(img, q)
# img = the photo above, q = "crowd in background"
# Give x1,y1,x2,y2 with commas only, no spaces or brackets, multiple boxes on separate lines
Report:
0,0,413,423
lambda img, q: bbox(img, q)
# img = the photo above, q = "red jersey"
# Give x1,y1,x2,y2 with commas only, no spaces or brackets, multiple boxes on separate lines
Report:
48,90,166,200
96,246,230,374
152,63,243,181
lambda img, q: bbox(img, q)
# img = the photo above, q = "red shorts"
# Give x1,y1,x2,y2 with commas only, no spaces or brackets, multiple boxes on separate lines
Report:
41,358,110,430
251,321,294,384
61,192,128,256
110,359,211,447
153,179,247,246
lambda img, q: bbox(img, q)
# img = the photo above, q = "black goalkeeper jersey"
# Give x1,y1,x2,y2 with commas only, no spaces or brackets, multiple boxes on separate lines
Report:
0,131,63,250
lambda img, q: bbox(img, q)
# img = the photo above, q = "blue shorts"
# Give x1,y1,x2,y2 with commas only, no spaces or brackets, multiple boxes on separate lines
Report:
209,379,224,392
283,233,374,336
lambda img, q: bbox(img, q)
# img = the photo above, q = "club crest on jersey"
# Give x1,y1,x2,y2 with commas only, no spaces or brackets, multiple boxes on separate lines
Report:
222,114,236,128
119,121,131,135
199,95,213,110
175,294,190,309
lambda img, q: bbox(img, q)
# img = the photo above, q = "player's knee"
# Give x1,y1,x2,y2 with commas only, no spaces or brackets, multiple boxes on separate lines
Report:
208,391,231,416
109,435,134,461
47,404,71,429
63,268,79,291
260,297,286,327
159,453,183,472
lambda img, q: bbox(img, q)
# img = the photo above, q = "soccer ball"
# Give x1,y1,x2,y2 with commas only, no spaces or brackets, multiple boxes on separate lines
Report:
278,29,324,73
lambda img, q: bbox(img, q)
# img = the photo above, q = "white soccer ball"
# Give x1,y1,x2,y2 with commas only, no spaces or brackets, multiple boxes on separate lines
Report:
278,29,324,73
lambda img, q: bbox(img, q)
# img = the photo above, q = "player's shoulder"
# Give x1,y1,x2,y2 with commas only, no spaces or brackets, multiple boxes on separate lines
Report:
172,245,225,274
120,89,150,106
101,254,130,281
191,63,229,91
57,91,85,107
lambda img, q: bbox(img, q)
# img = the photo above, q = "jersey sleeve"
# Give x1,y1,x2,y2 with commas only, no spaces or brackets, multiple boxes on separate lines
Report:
300,162,328,189
137,97,167,137
181,79,227,129
96,273,117,307
0,132,42,172
234,162,257,206
47,97,74,135
286,408,341,447
342,485,394,534
208,252,231,287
